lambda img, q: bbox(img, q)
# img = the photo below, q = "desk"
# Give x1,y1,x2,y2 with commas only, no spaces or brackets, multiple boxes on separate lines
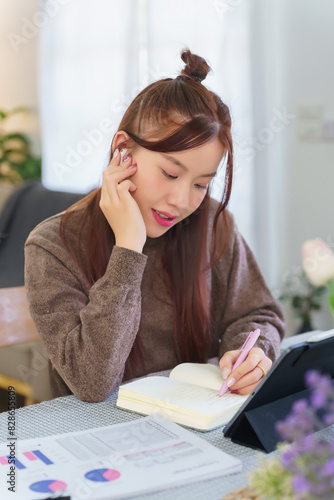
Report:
1,390,333,500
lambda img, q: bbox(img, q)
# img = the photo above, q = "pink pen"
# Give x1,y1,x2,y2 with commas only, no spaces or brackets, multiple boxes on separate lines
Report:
218,328,261,396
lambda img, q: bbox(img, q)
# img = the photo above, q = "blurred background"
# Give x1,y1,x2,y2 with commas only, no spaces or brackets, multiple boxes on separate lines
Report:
1,0,333,339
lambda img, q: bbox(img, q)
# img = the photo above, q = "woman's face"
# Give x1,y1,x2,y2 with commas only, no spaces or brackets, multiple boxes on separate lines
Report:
130,137,225,238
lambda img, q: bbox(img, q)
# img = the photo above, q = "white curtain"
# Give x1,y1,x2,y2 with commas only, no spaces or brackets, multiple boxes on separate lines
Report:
38,0,255,251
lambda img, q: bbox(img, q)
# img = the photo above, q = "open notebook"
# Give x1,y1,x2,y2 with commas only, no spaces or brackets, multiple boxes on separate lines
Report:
116,363,248,431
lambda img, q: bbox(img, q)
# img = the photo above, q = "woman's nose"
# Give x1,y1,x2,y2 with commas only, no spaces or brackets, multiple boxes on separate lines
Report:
166,183,190,210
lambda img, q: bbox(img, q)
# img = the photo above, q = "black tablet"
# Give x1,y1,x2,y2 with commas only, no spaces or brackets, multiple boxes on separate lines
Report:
223,333,334,453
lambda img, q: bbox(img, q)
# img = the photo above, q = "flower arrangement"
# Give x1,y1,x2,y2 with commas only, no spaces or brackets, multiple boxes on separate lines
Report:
279,268,326,334
248,370,334,500
302,239,334,320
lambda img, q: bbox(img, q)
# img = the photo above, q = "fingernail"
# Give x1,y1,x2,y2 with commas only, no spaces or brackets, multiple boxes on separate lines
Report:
222,367,229,380
230,390,239,394
128,163,137,169
112,148,119,158
122,155,130,162
227,377,235,388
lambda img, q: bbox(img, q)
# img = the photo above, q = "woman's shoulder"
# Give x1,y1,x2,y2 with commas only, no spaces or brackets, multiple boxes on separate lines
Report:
25,205,86,252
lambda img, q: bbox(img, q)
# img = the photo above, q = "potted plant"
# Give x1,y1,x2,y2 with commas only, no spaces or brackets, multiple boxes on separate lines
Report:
0,106,41,182
0,106,41,214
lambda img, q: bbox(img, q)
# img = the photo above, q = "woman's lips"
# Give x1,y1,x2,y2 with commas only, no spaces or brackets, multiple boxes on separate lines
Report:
152,209,176,227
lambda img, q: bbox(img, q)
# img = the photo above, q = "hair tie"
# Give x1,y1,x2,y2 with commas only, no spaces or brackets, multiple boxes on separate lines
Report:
176,74,202,83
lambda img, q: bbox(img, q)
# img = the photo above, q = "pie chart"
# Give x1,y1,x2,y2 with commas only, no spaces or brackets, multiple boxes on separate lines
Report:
29,479,67,493
85,468,121,482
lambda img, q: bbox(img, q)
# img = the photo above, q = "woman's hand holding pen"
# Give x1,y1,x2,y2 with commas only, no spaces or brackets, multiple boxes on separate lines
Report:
100,149,147,253
219,347,272,395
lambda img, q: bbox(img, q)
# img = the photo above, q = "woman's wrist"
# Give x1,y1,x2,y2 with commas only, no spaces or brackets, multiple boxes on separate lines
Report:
115,238,144,254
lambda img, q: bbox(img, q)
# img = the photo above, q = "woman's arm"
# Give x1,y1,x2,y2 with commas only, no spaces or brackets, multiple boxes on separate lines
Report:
25,234,147,403
211,211,285,393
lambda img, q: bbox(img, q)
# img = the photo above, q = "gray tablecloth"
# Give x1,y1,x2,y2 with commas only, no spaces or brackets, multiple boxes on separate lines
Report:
1,390,333,500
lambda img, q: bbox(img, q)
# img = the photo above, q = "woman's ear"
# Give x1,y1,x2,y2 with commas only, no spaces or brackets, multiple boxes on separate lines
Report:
112,131,131,152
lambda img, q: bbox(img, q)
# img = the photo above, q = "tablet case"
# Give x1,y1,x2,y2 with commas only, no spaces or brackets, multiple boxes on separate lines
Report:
223,336,334,453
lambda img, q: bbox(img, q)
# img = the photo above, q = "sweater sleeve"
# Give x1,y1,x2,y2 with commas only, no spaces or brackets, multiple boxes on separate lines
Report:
212,213,285,362
25,229,147,403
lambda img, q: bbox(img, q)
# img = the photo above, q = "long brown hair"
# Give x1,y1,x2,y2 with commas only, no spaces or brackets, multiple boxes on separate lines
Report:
60,48,233,378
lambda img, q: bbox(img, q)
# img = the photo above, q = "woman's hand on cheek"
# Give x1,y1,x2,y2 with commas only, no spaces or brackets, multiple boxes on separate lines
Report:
99,150,147,253
219,348,272,395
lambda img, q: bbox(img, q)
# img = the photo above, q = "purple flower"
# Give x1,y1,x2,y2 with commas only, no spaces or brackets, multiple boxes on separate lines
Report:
321,457,334,477
314,439,330,457
323,412,334,425
292,474,311,494
310,390,327,409
274,370,334,499
311,482,330,497
318,374,332,392
276,397,317,442
305,369,322,387
280,446,298,468
292,398,309,413
298,434,317,453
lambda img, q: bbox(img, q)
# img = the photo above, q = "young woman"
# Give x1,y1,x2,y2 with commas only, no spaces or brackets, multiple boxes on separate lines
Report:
25,49,285,403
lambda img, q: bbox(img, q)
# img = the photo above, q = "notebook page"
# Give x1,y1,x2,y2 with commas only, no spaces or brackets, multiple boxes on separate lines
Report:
120,377,247,416
169,363,223,391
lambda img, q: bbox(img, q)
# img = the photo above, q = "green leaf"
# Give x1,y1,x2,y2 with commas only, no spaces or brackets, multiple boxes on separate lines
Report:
292,296,304,308
0,106,41,183
313,286,326,296
328,281,334,318
329,295,334,317
13,155,41,180
327,280,334,294
2,133,30,144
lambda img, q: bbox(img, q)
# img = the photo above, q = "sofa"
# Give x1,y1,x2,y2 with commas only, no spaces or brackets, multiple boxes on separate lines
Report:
0,181,85,404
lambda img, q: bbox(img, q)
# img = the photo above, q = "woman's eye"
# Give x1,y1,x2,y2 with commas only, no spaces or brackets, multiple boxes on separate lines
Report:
195,184,209,190
162,170,178,180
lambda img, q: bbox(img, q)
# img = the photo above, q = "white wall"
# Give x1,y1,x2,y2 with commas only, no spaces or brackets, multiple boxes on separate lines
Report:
252,0,334,334
0,0,40,155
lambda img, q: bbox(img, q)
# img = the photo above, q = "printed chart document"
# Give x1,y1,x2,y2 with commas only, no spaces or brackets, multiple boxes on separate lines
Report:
117,363,248,430
0,414,242,500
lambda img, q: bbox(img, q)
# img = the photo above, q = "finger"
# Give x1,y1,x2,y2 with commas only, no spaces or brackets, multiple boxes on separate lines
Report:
102,164,137,200
107,152,133,172
219,350,240,380
116,179,137,196
109,147,131,166
232,381,259,396
104,162,137,182
107,148,121,167
226,347,265,383
257,356,272,378
100,168,136,217
229,357,272,392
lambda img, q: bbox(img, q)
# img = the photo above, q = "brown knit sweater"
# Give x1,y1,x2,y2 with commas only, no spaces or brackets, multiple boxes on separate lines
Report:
24,199,285,402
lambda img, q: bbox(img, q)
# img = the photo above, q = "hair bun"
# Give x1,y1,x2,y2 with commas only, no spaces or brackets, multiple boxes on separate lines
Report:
179,48,211,83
